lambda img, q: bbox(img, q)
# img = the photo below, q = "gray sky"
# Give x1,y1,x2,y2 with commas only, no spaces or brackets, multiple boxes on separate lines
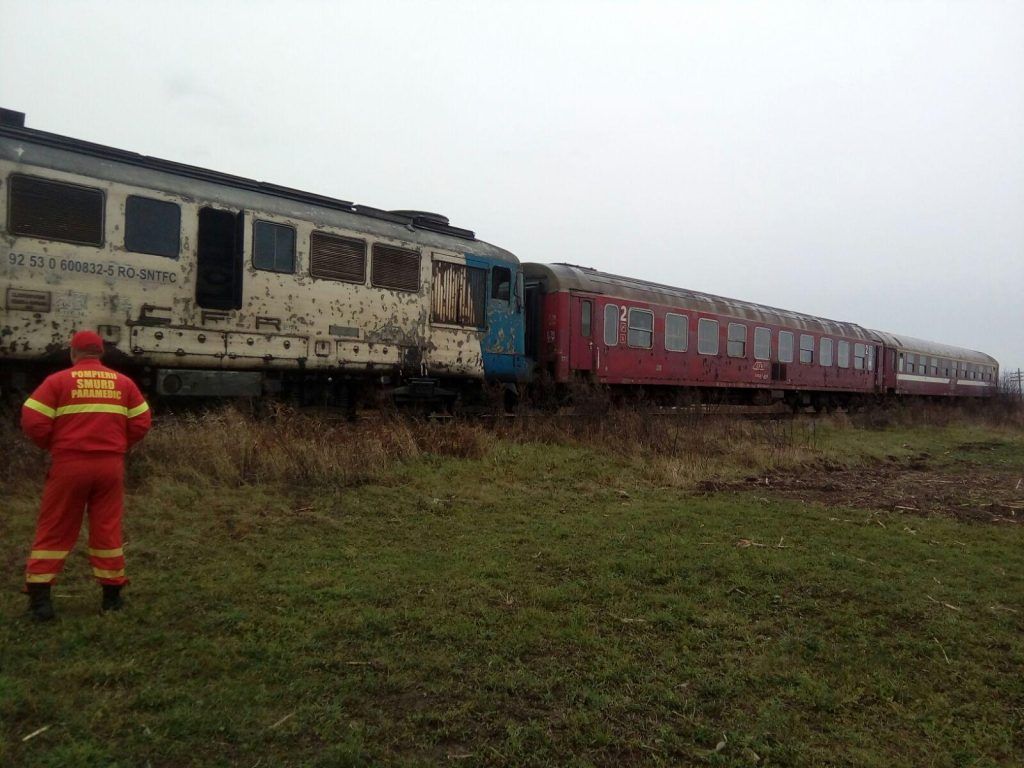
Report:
2,0,1022,370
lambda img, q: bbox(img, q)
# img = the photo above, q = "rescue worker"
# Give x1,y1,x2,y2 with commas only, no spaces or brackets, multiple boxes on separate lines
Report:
20,330,152,621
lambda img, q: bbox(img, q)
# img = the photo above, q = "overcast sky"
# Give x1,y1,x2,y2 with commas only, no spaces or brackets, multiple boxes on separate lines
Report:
2,1,1021,370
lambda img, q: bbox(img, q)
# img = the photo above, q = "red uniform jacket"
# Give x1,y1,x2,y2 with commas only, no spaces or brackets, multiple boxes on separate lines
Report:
21,359,152,459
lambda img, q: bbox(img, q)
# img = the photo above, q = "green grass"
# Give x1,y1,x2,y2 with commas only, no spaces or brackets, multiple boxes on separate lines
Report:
1,419,1023,767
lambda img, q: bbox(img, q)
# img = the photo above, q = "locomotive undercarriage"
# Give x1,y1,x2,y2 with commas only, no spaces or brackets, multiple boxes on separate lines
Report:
0,354,496,419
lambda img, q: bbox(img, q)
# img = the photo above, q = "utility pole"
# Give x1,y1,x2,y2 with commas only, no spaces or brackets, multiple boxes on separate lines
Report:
1002,369,1023,399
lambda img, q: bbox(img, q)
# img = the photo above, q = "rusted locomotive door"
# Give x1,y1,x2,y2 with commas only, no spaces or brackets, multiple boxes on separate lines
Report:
568,295,595,372
195,207,243,311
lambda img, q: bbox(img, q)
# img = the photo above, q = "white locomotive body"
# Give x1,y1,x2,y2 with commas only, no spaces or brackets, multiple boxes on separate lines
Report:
0,111,528,403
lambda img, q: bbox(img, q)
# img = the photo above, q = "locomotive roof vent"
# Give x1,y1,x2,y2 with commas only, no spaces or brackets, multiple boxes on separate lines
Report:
389,210,475,241
390,210,450,226
0,107,26,128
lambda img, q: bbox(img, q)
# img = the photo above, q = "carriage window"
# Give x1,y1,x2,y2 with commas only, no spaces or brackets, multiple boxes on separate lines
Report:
727,323,747,358
604,304,619,346
867,345,875,370
778,331,794,363
799,334,814,364
125,196,180,258
838,340,851,369
665,313,688,352
698,318,719,355
854,343,866,370
628,308,654,349
8,174,104,246
897,352,904,372
918,358,926,375
754,327,770,361
310,231,366,283
581,300,592,337
371,244,420,292
491,266,511,301
253,220,296,273
929,357,938,376
819,338,833,367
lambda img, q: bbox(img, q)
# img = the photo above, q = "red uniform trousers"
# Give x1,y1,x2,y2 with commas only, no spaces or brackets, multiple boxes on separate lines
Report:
25,454,129,587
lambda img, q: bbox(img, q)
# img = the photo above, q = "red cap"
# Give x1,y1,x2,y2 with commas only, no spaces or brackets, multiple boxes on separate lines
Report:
70,330,104,353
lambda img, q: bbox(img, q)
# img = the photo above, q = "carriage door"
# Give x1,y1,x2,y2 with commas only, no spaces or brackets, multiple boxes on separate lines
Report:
195,207,243,311
569,296,595,372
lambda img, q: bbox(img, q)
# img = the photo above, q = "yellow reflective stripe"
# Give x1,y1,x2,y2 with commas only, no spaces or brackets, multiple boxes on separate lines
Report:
23,398,57,418
26,573,57,583
88,547,123,558
92,568,125,579
29,550,69,560
54,404,128,417
126,401,150,418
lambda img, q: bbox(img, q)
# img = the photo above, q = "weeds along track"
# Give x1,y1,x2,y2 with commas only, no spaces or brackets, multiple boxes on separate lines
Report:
2,400,1020,501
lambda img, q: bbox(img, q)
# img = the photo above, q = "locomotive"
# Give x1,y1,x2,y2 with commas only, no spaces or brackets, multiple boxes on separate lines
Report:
0,108,527,409
0,108,999,409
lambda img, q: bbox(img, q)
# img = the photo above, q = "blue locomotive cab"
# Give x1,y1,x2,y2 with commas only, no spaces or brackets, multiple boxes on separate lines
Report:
466,254,531,383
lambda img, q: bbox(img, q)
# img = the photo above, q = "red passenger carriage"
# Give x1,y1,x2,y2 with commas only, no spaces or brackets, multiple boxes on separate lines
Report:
523,264,997,407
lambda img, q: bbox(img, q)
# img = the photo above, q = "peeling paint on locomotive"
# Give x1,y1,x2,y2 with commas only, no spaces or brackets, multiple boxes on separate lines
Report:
0,116,530,397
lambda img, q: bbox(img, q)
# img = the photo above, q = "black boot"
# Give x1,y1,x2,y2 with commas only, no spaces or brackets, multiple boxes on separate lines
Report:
27,584,55,622
101,584,124,612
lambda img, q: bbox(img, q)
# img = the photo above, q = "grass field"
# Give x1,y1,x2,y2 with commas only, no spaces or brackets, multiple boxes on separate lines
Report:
1,408,1022,767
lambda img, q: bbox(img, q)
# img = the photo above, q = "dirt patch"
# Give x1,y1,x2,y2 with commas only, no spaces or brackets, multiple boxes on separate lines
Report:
700,458,1024,524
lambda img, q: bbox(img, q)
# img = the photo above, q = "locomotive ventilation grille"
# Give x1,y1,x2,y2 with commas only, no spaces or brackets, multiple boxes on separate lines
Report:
370,244,420,292
8,174,104,246
310,231,367,283
431,260,486,328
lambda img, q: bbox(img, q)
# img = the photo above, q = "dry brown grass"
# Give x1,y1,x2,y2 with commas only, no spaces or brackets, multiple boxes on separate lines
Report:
0,406,495,492
1,396,1019,494
850,397,1024,430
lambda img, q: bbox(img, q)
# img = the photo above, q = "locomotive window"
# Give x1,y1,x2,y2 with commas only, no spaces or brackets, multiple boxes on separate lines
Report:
867,346,874,371
310,231,366,283
492,267,511,302
253,220,296,273
838,340,851,369
665,313,688,352
125,195,180,258
697,318,719,355
8,173,104,246
799,334,814,364
778,331,794,363
854,343,866,370
727,323,747,358
372,244,420,292
819,338,833,367
897,352,904,372
604,304,619,346
431,260,486,327
628,308,654,349
754,327,770,361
